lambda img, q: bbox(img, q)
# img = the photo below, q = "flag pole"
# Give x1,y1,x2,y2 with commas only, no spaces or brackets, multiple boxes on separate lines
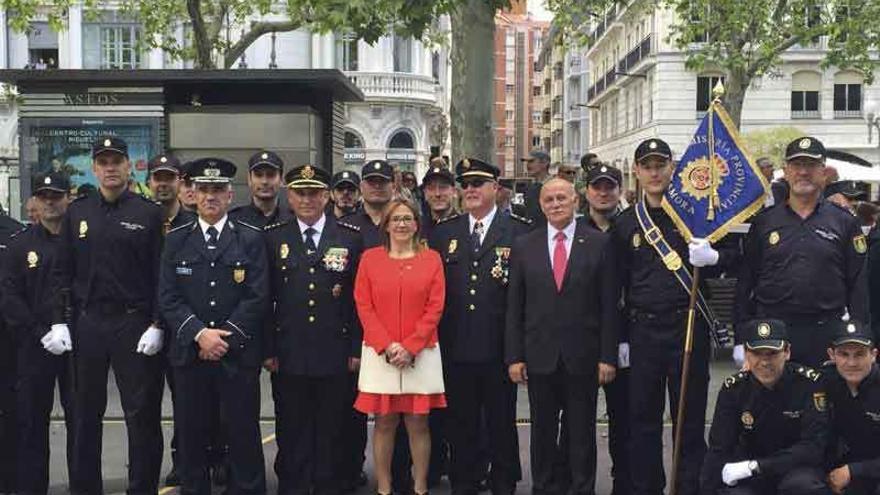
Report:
670,81,725,495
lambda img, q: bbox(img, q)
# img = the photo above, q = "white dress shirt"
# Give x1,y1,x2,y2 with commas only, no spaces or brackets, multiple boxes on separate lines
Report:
547,219,576,270
469,206,498,245
298,214,327,247
198,214,228,244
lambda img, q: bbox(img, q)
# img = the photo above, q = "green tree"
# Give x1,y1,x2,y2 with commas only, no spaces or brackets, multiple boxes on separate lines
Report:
741,126,805,167
546,0,880,128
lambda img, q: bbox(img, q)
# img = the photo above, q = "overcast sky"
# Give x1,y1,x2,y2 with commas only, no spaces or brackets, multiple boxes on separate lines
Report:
528,0,553,20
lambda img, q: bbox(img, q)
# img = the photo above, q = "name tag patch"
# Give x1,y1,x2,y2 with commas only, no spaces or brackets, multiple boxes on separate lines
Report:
176,267,193,276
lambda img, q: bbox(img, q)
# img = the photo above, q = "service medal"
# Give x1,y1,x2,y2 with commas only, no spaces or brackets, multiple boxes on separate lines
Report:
27,251,38,268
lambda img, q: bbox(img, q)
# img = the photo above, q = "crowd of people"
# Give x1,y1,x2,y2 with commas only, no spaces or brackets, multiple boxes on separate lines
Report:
0,133,878,495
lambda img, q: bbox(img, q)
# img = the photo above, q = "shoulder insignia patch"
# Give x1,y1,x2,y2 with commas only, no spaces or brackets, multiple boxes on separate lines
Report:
723,371,747,389
798,366,821,382
236,220,262,232
337,221,361,232
263,220,290,231
510,213,533,225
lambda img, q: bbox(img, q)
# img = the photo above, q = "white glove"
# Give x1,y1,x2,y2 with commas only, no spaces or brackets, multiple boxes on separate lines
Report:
618,342,630,369
722,460,754,486
41,324,72,355
733,344,745,368
688,238,720,267
136,325,164,356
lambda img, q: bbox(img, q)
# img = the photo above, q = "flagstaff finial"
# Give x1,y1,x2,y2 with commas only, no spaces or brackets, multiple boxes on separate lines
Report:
712,81,725,100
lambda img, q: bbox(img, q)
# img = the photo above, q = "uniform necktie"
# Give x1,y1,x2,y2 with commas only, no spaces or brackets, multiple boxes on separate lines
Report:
206,226,219,249
553,231,567,291
471,221,483,252
304,227,318,254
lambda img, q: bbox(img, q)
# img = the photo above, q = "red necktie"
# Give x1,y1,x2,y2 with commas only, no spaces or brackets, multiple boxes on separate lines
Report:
553,231,567,292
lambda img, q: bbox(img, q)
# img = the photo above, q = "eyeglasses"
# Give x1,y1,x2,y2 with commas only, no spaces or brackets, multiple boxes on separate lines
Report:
461,179,488,189
390,215,415,224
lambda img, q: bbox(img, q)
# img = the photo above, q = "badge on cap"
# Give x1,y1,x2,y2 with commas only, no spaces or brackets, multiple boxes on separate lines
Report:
342,172,349,178
103,139,111,147
649,141,657,150
847,323,856,334
302,165,315,180
462,159,471,169
601,166,608,172
79,220,88,239
799,138,811,150
757,322,771,338
160,156,168,163
769,231,780,245
374,163,381,170
433,167,440,173
43,177,51,185
261,153,268,160
741,411,754,428
27,251,38,269
204,168,220,177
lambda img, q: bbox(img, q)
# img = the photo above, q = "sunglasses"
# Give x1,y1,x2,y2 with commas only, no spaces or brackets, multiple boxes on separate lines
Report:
461,179,489,189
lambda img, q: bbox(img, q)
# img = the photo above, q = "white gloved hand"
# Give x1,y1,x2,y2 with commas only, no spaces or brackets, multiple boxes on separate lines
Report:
733,344,745,368
722,460,754,486
42,324,72,355
618,342,631,369
688,238,720,267
136,325,164,356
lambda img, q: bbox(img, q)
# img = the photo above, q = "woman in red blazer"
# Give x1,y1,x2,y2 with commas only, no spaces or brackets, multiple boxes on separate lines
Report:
354,198,446,495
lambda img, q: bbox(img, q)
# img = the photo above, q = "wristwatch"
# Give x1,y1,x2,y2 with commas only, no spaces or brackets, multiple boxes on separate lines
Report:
748,460,759,474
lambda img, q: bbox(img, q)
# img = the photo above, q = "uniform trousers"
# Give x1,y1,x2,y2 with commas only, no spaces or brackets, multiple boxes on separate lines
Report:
628,314,709,495
339,370,368,487
714,467,830,495
166,362,228,473
174,361,265,495
277,373,348,495
70,308,164,495
779,317,835,368
527,362,599,495
446,362,520,495
0,328,16,493
15,341,74,495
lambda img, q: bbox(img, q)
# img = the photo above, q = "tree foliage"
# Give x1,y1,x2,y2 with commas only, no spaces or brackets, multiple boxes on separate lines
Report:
546,0,880,128
741,126,805,167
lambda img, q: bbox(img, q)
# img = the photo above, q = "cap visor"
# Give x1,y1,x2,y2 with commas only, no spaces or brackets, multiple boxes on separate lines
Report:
193,177,232,184
745,340,786,351
362,172,392,180
250,162,281,170
332,179,358,188
456,171,496,182
35,186,68,193
589,174,620,186
786,152,824,161
832,337,874,347
93,148,128,158
288,180,328,189
150,166,180,175
637,152,671,162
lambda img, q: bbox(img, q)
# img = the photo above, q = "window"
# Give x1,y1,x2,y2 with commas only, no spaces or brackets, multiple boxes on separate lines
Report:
506,84,515,95
696,75,725,112
344,131,363,148
336,33,359,71
533,86,541,96
791,71,821,118
504,135,514,147
83,23,143,69
388,130,414,149
532,135,542,147
432,52,440,82
506,58,515,73
623,88,630,131
532,111,542,123
392,35,413,72
506,109,515,121
834,84,862,116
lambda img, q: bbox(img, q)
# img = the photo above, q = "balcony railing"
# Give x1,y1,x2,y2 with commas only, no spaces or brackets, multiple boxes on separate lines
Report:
791,110,821,119
834,109,863,119
587,34,653,103
346,72,437,105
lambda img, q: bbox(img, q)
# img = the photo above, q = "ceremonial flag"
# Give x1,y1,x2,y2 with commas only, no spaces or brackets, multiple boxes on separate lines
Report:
662,98,769,243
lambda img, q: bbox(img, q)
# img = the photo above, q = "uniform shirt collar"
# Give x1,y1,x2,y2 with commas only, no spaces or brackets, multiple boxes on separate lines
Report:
199,214,228,238
298,214,327,236
469,206,497,233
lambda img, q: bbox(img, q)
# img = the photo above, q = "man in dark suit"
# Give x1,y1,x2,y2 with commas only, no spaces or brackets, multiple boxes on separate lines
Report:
506,177,619,495
263,164,363,495
159,158,269,495
429,158,529,495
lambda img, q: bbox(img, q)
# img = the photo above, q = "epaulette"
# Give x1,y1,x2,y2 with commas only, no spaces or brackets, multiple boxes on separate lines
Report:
723,371,748,389
337,220,361,232
510,213,532,225
436,213,462,225
793,364,821,382
236,220,262,232
167,221,195,234
263,219,290,231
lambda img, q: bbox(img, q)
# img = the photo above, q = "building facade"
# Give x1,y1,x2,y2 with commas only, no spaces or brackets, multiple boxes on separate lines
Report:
494,5,548,178
0,7,451,213
584,1,880,191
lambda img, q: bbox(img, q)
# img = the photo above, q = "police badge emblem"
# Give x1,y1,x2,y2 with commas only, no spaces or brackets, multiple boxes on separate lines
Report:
757,322,771,338
632,233,641,248
813,391,827,412
302,165,315,180
280,243,289,260
233,268,246,283
799,138,811,150
79,220,88,239
741,411,754,429
448,239,458,254
854,234,867,254
768,231,780,246
27,251,38,268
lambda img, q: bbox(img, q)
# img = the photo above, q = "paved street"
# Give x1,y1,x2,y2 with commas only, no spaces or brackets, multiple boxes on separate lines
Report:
43,354,738,494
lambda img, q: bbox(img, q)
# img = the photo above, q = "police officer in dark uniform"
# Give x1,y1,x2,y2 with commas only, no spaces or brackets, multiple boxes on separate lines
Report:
521,150,551,226
420,165,458,240
2,173,72,495
736,137,868,368
158,158,269,495
0,203,24,494
329,171,361,219
614,138,738,495
344,160,395,248
264,164,363,495
701,319,830,494
53,136,166,495
429,158,528,495
822,320,880,495
147,152,201,486
229,150,290,227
